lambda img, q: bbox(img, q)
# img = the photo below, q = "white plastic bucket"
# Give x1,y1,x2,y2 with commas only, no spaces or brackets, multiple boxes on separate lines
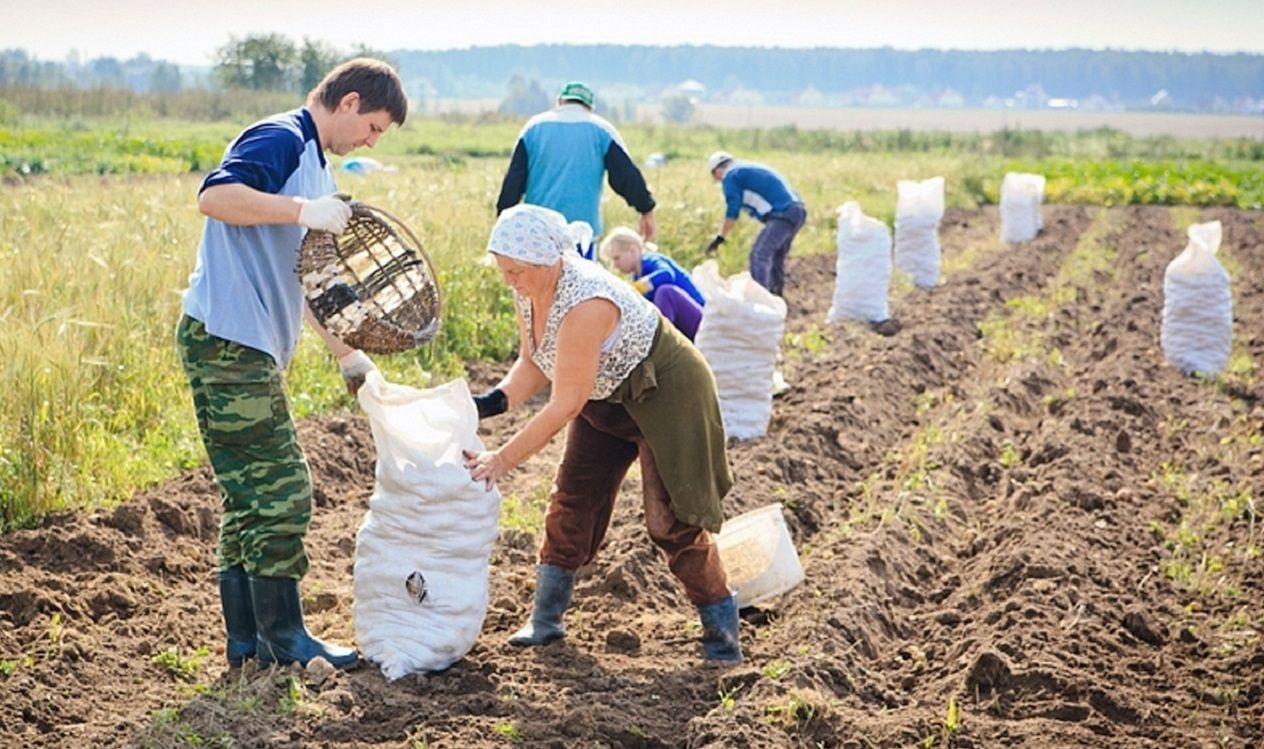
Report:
714,503,804,608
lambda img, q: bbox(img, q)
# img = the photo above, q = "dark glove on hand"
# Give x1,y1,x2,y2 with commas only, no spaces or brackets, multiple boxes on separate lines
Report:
473,387,508,420
705,234,726,256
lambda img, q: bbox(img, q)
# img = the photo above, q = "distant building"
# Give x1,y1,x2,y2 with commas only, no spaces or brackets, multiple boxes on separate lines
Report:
936,89,965,108
676,78,706,99
724,86,765,106
1149,89,1174,109
1009,84,1050,109
793,85,825,106
1080,94,1117,112
1234,96,1264,114
859,84,899,107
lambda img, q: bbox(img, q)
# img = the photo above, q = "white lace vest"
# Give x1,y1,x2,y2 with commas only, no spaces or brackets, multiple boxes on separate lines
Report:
519,256,658,400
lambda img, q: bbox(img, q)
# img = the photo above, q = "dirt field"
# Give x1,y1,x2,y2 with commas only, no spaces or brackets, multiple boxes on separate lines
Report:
1,205,1262,748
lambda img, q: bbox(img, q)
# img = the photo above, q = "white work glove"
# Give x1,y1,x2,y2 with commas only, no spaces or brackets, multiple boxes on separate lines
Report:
337,349,377,395
298,195,352,234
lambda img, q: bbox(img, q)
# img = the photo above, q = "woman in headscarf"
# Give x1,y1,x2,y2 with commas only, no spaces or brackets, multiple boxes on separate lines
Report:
463,204,741,663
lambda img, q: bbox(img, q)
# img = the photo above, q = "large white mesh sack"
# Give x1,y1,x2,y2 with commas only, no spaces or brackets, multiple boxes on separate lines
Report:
893,177,944,288
1161,220,1232,376
1000,172,1046,243
353,374,501,679
828,201,892,323
693,260,787,440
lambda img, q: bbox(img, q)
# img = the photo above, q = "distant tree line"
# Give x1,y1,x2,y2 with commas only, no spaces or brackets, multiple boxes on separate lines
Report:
0,49,183,93
4,43,1262,113
210,35,394,94
1,35,394,97
394,45,1264,109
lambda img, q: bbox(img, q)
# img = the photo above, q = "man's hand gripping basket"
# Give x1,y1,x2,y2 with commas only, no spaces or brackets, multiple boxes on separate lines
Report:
299,202,441,354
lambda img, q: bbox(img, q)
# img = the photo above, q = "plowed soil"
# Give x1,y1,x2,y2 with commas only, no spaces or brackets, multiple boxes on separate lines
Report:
2,206,1261,748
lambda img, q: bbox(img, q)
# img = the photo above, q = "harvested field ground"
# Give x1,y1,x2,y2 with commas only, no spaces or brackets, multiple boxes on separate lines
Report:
1,205,1262,748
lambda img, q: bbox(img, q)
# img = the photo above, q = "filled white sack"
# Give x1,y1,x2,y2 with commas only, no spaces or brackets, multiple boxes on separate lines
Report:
1161,220,1233,376
893,177,945,288
1000,172,1046,243
354,374,501,680
693,260,787,440
828,201,892,323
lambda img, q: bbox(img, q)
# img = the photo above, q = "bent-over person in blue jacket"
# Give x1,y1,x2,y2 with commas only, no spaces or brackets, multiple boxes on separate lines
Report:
704,151,807,297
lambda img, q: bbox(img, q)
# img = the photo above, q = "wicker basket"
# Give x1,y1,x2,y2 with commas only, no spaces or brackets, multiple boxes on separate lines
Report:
298,202,441,354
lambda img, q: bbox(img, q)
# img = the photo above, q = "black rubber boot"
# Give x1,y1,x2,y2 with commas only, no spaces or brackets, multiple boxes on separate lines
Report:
697,594,743,663
249,576,358,669
508,564,574,647
219,566,256,667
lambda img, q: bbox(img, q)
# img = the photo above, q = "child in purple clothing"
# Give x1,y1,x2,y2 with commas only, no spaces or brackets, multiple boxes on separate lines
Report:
600,227,705,340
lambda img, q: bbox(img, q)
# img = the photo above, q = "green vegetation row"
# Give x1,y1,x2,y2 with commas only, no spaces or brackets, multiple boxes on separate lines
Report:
0,114,1260,532
3,108,1262,209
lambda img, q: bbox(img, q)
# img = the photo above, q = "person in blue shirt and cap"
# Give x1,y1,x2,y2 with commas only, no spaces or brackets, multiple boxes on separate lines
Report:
704,151,807,297
496,81,657,260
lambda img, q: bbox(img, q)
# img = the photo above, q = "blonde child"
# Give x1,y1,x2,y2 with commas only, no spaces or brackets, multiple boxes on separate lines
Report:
599,227,706,340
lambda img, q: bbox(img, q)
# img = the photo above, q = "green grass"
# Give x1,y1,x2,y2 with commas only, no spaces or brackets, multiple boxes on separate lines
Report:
1002,158,1264,209
150,646,211,682
0,122,232,175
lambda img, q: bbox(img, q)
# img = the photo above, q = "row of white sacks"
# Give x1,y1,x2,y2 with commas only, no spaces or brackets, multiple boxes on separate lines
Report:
691,173,1045,441
827,172,1047,322
824,183,1233,377
667,172,1055,441
684,169,1236,443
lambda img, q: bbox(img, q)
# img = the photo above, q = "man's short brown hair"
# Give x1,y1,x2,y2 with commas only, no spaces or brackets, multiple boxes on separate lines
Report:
309,58,407,126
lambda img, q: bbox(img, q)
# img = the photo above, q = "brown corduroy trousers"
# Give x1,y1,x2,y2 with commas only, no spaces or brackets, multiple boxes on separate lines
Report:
539,400,730,606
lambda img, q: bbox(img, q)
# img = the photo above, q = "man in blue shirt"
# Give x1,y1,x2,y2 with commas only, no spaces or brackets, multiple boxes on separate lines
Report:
177,58,407,671
704,151,807,297
496,81,657,260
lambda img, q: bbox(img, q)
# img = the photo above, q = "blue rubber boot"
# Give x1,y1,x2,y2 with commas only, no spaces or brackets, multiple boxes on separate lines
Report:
219,566,256,667
697,594,743,663
249,576,359,670
508,564,574,647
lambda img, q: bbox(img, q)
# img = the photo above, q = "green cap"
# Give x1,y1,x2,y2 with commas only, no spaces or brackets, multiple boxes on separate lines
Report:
558,81,595,108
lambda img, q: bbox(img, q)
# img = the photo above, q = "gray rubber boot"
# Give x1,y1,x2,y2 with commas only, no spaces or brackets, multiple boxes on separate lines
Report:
508,564,575,647
697,594,743,662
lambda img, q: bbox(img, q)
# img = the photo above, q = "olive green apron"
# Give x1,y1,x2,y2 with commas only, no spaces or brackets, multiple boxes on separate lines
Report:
605,319,732,533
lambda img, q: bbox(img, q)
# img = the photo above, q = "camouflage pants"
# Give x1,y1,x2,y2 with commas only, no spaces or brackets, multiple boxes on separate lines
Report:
176,315,311,579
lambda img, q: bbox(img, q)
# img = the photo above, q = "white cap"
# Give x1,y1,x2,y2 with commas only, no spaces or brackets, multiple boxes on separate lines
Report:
706,150,733,173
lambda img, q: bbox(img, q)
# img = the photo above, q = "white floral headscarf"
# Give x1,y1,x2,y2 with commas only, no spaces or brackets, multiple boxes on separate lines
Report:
488,204,591,266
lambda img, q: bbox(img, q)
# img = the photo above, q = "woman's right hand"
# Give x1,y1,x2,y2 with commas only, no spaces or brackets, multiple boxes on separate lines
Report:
463,449,507,491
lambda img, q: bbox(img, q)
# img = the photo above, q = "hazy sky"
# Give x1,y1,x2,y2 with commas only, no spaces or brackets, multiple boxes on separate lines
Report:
4,0,1263,65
